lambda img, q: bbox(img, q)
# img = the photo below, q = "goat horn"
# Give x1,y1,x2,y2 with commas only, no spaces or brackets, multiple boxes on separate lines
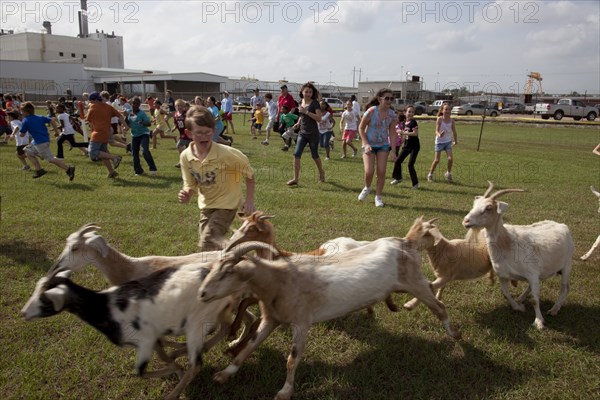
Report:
483,181,495,198
226,241,279,262
489,188,526,200
591,186,600,198
425,217,439,225
78,223,100,236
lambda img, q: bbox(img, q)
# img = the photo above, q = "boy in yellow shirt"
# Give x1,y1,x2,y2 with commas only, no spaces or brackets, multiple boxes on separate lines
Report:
178,106,255,250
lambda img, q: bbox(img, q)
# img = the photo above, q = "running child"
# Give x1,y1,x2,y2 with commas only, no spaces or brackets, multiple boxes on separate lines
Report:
18,102,75,180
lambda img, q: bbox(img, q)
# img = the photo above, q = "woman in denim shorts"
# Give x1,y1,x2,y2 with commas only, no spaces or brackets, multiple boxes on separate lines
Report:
357,88,397,207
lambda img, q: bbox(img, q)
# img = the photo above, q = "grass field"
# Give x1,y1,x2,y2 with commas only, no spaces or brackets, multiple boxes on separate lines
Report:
1,114,599,400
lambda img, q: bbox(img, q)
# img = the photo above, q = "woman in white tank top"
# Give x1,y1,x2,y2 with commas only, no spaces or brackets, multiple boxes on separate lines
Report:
427,103,458,182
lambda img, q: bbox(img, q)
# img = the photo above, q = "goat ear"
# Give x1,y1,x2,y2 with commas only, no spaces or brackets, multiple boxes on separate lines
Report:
236,258,257,281
44,287,67,311
84,234,109,258
430,228,443,246
55,270,72,279
496,201,509,214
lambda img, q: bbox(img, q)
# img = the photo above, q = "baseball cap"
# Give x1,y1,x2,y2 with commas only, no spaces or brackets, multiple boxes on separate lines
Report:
223,90,230,95
89,92,102,101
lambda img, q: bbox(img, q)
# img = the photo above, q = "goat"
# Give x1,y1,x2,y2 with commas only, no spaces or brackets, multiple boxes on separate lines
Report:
47,223,223,283
403,220,494,309
581,186,600,260
199,218,461,400
21,264,236,400
463,181,574,330
23,223,256,354
226,212,399,315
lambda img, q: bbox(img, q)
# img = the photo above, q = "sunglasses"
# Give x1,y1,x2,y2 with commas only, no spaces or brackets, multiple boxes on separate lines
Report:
382,96,394,101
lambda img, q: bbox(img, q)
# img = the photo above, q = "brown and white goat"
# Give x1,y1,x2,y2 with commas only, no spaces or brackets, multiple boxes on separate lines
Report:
463,181,574,330
403,219,494,309
581,186,600,260
199,218,461,400
225,211,399,317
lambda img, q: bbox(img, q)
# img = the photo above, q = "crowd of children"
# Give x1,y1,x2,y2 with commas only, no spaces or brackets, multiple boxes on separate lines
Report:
0,88,459,213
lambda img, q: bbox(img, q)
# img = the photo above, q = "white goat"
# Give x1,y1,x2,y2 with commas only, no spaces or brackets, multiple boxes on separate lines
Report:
403,220,494,309
199,218,461,400
47,223,223,283
581,186,600,260
463,181,574,330
21,264,235,400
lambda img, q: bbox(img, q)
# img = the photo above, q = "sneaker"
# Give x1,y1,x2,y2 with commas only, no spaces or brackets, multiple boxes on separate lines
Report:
352,150,358,157
445,172,453,182
261,140,269,145
107,171,118,179
390,179,402,185
66,166,75,181
341,154,346,159
134,172,144,176
281,145,289,151
412,184,419,190
33,169,47,179
325,157,330,161
427,173,433,182
22,165,31,171
358,187,371,201
112,156,122,169
150,170,157,176
375,196,384,207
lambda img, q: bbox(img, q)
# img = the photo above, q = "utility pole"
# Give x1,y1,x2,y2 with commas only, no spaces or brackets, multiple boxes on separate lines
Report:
352,67,362,88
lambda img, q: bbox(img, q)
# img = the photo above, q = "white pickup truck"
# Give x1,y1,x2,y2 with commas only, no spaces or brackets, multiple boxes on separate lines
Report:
534,98,598,121
426,100,449,116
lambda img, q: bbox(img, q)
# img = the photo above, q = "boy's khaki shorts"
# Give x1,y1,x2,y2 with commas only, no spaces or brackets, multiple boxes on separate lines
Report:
198,208,237,251
24,142,55,161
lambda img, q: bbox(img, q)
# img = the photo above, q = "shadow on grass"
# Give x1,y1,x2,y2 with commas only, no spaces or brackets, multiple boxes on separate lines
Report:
476,301,600,353
0,239,52,271
181,326,526,400
108,174,181,188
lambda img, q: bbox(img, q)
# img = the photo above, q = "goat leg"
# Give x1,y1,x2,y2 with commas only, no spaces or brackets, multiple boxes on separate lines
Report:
229,297,258,339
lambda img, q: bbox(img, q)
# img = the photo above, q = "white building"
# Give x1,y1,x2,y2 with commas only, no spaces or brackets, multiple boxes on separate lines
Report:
0,30,124,69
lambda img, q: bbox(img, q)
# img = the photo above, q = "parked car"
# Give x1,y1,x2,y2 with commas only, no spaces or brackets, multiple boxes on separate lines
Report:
427,99,450,116
451,103,499,117
234,96,251,106
322,97,345,111
502,102,526,114
413,101,427,115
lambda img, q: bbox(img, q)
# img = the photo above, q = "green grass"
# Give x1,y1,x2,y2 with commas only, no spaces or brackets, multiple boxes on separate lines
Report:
1,115,599,400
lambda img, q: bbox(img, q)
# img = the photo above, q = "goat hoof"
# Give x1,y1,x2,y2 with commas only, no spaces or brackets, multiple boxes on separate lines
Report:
214,371,231,384
533,320,545,330
548,307,560,316
512,304,526,312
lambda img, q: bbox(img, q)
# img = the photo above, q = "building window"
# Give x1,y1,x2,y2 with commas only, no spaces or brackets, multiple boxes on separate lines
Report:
83,54,87,59
71,53,76,57
59,52,64,56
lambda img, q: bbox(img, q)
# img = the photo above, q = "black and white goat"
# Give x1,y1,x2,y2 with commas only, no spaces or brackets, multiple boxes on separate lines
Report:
21,264,236,400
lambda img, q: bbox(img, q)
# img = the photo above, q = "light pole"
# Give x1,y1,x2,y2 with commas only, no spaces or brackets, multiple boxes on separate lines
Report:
405,71,411,101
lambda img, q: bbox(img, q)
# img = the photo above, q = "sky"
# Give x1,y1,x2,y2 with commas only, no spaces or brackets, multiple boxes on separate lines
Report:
2,0,599,95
